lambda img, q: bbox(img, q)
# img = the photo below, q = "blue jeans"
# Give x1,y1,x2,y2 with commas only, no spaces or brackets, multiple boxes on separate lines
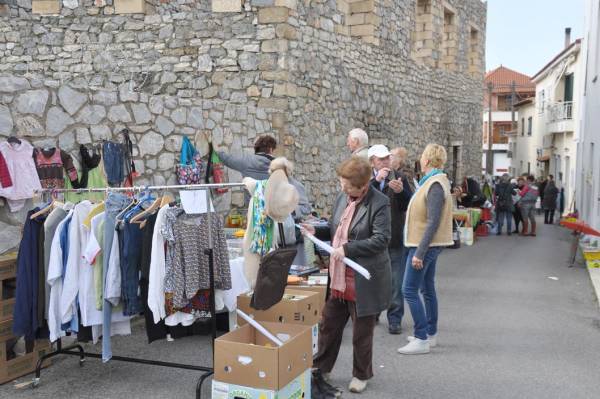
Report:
387,247,407,326
118,220,143,316
102,141,125,186
402,246,443,340
102,193,130,362
496,210,512,233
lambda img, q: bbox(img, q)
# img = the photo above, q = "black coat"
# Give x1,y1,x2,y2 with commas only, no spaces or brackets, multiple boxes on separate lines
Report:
316,186,392,317
494,182,514,212
543,181,559,210
370,170,413,249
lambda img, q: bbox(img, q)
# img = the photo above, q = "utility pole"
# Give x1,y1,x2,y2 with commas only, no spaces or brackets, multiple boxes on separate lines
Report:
510,80,516,132
486,82,493,176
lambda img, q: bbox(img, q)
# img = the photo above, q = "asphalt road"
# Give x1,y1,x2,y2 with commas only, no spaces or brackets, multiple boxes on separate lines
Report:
2,220,600,398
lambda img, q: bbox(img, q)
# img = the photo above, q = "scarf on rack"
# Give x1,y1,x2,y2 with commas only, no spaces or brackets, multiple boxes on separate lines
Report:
418,168,443,187
248,180,274,256
329,187,368,294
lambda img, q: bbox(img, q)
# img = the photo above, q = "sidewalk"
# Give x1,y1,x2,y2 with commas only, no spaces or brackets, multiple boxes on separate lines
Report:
1,220,600,398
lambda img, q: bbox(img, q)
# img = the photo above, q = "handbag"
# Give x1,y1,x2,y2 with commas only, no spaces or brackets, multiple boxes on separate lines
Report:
175,136,205,185
250,224,298,310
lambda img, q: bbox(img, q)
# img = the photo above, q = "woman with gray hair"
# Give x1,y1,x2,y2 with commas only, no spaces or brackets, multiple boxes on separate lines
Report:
494,173,515,235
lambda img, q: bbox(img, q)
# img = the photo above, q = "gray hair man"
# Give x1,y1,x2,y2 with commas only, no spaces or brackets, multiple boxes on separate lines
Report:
347,128,369,159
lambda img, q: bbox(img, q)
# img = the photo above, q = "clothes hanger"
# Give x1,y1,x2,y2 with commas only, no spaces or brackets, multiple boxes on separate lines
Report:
7,135,21,145
130,195,162,226
30,190,63,219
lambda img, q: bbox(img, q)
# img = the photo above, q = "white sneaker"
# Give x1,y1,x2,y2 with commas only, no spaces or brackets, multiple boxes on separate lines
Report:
348,377,368,393
407,334,437,348
398,338,430,354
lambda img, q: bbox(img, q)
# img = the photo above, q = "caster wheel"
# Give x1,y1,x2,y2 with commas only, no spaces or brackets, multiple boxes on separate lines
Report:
32,378,40,389
79,359,85,367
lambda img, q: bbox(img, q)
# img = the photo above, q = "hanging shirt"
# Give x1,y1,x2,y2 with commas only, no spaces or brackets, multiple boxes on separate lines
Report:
0,152,13,188
148,205,170,323
0,140,42,211
43,205,70,320
83,212,105,310
33,147,78,189
48,210,73,342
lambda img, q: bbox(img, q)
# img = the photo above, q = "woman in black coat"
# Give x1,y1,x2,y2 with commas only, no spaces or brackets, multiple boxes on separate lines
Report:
301,156,391,395
543,175,559,224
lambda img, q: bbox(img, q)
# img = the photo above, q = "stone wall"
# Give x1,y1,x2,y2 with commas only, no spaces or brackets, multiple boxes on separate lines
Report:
0,0,486,215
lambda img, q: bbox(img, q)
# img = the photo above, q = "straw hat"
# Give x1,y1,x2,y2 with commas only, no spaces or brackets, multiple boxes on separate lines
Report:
265,157,299,222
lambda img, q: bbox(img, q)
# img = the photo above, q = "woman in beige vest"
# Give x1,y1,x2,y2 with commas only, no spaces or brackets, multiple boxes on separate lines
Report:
397,144,453,355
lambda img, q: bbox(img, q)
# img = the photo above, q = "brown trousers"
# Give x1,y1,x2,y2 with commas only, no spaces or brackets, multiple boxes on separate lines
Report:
313,297,377,380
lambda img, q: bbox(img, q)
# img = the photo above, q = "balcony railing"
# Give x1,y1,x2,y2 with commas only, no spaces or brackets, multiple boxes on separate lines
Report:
547,101,573,122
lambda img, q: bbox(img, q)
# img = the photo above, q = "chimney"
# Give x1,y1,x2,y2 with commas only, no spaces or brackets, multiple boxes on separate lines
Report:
565,27,572,48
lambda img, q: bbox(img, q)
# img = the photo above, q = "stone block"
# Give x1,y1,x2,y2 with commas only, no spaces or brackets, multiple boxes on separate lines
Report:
212,0,242,12
349,0,374,14
258,7,289,24
350,24,374,37
274,0,296,9
114,0,146,14
362,35,380,46
275,24,298,40
261,71,289,81
347,13,365,26
337,0,350,14
335,24,350,36
364,13,380,25
32,0,60,14
261,39,289,53
258,98,288,110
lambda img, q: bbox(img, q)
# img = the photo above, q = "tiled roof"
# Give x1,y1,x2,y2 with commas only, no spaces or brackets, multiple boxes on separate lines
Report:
485,66,536,93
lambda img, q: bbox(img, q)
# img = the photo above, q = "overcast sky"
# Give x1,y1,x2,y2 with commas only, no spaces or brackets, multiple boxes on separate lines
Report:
485,0,585,77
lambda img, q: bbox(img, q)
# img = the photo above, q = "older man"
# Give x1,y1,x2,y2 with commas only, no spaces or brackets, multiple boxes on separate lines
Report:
368,144,413,334
391,147,416,192
347,128,369,159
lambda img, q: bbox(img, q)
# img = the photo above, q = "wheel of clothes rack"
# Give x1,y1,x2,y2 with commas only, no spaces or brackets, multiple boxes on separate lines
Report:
30,182,246,399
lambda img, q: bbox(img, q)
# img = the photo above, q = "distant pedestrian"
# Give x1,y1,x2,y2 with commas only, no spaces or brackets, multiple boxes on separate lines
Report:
511,178,522,233
519,175,539,236
398,144,453,355
494,173,514,235
543,175,559,224
346,128,369,159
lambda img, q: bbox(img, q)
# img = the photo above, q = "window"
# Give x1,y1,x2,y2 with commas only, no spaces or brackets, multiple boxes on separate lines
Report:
527,162,531,174
412,0,437,67
527,117,532,136
521,118,525,136
469,27,481,77
539,90,545,114
441,7,457,71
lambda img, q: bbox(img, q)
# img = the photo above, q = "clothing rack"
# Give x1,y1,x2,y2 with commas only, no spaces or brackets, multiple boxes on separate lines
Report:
31,182,247,399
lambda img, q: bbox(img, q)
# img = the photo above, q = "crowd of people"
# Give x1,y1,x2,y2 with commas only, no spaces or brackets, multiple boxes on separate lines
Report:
217,128,453,396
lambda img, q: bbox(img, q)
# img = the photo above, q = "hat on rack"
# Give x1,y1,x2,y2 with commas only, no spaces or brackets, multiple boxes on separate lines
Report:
265,157,299,223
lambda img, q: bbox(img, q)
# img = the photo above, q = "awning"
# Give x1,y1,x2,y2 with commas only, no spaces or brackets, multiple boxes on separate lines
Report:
537,155,550,162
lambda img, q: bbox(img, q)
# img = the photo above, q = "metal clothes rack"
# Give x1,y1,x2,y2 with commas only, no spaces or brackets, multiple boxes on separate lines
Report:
31,182,246,399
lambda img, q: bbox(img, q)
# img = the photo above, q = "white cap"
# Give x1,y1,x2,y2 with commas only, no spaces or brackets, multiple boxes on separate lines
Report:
368,144,391,159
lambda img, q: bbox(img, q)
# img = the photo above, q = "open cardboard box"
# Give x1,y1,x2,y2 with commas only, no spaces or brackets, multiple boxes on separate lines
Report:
214,321,312,391
237,289,321,327
285,284,327,314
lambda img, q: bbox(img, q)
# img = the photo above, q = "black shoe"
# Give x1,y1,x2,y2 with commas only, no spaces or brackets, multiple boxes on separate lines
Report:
375,312,380,324
507,232,512,236
388,324,402,335
496,231,502,236
312,369,341,398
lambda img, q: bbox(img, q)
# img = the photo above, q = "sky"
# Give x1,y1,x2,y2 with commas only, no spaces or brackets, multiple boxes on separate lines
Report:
486,0,585,77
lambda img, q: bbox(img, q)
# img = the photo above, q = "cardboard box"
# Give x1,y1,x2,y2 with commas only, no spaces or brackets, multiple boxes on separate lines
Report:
212,368,311,399
285,284,327,314
0,254,16,281
214,322,312,391
237,289,321,326
0,340,52,384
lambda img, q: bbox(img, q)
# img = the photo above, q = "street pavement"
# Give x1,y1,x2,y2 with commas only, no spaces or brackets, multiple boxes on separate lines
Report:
2,219,600,398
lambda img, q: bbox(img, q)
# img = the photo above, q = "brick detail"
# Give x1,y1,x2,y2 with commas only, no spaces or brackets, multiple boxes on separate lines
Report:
32,0,60,14
258,7,289,24
211,0,242,13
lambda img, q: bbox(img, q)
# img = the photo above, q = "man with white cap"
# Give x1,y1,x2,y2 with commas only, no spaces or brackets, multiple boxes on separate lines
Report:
347,128,369,159
368,144,413,334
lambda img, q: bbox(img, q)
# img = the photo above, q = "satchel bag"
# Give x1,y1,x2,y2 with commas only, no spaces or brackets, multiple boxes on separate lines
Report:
175,136,205,185
251,224,298,310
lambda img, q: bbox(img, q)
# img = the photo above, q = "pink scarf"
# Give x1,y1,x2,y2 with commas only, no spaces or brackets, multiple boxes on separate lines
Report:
330,188,367,293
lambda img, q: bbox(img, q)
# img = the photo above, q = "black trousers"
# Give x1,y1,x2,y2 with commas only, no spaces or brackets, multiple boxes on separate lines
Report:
513,207,522,232
544,209,556,224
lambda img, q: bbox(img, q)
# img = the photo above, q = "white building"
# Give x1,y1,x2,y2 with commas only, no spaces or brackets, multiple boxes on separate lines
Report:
508,98,545,178
576,0,600,229
529,30,583,211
